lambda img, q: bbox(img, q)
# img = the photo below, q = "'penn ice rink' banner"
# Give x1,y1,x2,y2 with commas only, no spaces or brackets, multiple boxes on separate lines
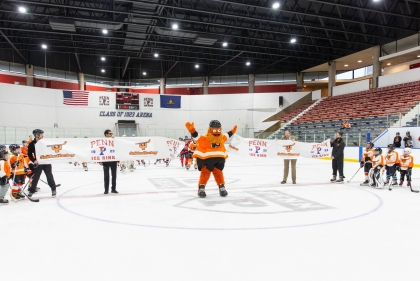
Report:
36,137,183,164
36,136,331,164
226,135,331,159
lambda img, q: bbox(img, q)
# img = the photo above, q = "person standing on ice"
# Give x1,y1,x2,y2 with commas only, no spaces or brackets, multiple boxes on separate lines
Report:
99,130,118,194
280,130,297,184
330,131,345,183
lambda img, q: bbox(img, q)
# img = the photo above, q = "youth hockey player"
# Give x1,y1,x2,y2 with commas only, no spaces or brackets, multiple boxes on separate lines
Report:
186,140,198,170
9,144,27,200
179,139,190,167
385,144,399,185
369,147,385,188
360,142,374,186
399,147,414,187
0,150,11,204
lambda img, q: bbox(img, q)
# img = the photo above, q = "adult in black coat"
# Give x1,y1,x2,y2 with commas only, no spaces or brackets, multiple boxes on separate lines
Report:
330,131,346,183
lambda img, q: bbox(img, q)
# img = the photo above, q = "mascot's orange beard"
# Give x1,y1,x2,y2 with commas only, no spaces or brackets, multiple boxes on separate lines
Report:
206,128,223,144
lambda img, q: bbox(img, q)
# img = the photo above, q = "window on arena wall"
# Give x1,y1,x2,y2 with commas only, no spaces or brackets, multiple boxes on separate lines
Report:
255,73,296,84
381,32,420,56
354,65,373,79
0,60,11,72
209,75,248,85
7,62,26,74
133,79,160,87
303,72,328,81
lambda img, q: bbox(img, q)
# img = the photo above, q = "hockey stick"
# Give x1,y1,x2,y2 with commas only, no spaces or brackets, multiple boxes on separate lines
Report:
388,167,398,191
9,179,40,202
9,158,19,203
347,166,362,183
407,170,419,193
39,178,60,188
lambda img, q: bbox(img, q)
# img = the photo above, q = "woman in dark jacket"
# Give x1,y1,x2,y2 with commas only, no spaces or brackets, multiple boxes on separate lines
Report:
331,131,346,183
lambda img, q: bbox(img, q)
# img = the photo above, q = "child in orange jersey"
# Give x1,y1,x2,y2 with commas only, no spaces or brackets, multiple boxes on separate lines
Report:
360,142,374,186
385,144,400,186
186,140,198,170
369,147,385,188
9,144,27,200
399,148,414,187
0,150,11,204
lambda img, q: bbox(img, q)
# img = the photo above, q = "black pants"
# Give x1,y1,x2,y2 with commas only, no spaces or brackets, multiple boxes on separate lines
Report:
332,157,344,177
364,162,372,173
103,162,117,192
400,170,411,182
29,164,56,192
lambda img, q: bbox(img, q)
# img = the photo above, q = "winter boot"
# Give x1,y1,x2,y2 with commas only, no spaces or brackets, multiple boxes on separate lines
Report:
17,192,25,199
197,185,206,198
336,176,344,183
360,180,369,186
219,184,228,197
330,175,336,183
392,180,398,186
52,189,57,198
399,181,403,186
407,181,411,187
0,197,9,204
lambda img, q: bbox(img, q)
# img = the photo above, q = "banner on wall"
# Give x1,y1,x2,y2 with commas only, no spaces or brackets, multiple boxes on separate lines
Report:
227,135,331,159
160,95,181,108
36,137,184,164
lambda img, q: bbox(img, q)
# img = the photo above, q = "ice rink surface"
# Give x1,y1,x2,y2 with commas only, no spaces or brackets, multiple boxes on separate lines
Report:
2,155,420,281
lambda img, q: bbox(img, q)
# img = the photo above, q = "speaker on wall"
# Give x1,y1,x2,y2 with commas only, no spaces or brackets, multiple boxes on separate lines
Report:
279,96,283,107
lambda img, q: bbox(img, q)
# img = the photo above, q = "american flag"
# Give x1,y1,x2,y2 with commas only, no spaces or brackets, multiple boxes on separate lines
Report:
63,90,89,106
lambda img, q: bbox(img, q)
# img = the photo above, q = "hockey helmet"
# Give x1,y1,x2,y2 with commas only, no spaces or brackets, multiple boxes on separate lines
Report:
387,143,395,150
0,150,8,159
209,120,222,128
9,144,14,152
396,132,400,135
366,142,374,149
32,129,44,137
374,147,382,155
0,145,5,151
406,131,410,135
403,147,412,155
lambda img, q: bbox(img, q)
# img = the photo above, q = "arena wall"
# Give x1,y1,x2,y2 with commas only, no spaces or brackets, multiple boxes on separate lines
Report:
378,67,420,88
332,79,370,96
0,82,307,137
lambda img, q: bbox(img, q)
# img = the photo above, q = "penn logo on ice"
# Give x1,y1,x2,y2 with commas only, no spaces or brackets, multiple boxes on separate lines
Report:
136,139,151,150
47,141,67,153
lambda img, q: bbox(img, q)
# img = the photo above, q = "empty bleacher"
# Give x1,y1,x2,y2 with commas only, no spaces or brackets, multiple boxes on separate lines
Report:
276,100,315,123
269,80,420,145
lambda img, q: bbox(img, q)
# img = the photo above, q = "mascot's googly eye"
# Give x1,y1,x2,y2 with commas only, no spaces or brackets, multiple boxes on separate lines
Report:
217,129,221,133
212,129,217,133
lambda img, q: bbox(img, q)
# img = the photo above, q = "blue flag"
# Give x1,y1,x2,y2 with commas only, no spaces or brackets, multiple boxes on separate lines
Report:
160,95,181,108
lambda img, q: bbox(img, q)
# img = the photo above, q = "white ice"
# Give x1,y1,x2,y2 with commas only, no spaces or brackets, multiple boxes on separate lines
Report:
1,155,420,281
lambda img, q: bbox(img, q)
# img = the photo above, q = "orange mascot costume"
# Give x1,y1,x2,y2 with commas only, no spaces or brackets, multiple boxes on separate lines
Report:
185,120,237,198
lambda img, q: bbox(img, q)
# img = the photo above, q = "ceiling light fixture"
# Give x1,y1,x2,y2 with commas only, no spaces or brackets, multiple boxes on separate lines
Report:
417,55,420,58
246,61,251,66
102,29,108,34
222,42,228,47
290,38,297,43
18,6,27,13
101,69,105,73
101,57,106,61
344,64,348,67
387,63,391,66
358,60,362,63
172,23,179,30
154,53,159,58
195,64,199,69
41,44,47,49
142,72,147,75
272,2,280,9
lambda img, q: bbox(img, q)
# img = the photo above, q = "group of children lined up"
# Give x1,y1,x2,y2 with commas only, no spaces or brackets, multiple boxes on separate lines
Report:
0,136,35,204
360,142,414,188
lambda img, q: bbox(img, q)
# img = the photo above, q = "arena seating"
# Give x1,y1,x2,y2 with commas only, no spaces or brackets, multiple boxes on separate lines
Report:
276,100,315,122
269,80,420,144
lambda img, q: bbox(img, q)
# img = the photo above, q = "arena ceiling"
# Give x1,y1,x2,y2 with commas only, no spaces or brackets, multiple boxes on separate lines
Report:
0,0,419,81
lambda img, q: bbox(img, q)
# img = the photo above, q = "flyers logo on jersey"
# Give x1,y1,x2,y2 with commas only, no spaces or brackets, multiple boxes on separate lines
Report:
135,139,151,150
47,141,67,153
